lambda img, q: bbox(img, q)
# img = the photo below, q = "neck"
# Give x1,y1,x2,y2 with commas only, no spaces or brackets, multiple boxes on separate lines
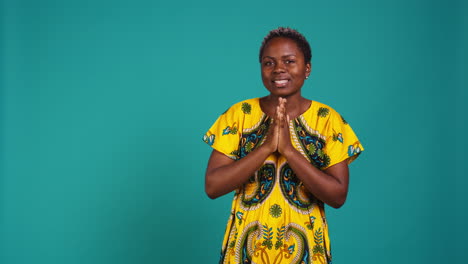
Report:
262,93,310,119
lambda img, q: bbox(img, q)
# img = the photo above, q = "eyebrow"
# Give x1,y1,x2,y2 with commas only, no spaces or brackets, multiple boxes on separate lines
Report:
262,54,297,60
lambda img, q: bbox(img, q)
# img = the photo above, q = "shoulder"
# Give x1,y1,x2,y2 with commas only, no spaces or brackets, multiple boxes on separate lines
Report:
304,100,344,123
221,98,260,117
311,100,340,116
297,100,352,140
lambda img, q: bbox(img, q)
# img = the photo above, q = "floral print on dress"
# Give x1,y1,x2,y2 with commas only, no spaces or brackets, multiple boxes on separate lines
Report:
203,98,363,264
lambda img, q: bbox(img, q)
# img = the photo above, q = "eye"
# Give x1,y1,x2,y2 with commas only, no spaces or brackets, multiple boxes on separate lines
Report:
263,61,274,67
285,60,296,64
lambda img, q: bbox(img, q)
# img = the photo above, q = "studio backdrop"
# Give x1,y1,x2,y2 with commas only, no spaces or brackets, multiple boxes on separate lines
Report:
1,0,467,263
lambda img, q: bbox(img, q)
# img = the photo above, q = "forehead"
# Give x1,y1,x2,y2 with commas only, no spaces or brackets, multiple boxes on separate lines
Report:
262,37,302,58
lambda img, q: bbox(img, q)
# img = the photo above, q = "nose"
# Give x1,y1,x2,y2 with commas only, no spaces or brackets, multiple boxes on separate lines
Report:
273,61,286,74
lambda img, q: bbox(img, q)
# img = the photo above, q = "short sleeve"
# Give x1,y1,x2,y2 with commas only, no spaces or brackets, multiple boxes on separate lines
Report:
323,109,364,169
202,105,241,160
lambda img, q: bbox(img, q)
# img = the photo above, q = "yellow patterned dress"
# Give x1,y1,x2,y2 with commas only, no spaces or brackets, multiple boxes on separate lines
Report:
203,98,364,264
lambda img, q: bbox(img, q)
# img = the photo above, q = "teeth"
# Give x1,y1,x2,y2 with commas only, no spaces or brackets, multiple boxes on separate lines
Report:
274,80,288,85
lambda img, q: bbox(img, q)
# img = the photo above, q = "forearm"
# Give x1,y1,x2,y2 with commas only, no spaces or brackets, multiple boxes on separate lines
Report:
205,145,273,199
282,147,349,208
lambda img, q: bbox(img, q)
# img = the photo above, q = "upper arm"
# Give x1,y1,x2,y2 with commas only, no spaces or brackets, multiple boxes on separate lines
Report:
324,108,364,169
324,159,350,187
206,149,236,176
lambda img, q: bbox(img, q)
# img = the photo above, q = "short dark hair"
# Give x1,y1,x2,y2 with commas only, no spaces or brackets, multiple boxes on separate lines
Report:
259,27,312,64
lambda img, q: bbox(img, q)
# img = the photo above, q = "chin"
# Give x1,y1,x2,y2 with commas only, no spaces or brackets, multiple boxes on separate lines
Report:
268,88,299,98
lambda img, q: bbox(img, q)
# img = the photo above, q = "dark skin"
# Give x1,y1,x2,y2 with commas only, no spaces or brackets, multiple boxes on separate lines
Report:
205,37,349,208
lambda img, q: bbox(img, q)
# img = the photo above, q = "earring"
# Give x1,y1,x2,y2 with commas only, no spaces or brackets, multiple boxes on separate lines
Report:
305,76,309,79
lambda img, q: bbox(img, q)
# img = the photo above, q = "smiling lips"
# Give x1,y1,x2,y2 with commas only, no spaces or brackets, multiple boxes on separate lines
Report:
273,79,289,87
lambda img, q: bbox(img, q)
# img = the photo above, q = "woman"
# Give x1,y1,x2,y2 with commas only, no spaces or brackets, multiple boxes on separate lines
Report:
202,27,363,264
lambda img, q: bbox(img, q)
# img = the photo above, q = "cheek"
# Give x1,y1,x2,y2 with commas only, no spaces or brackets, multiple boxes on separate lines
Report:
260,73,273,89
260,70,269,81
293,68,307,79
261,77,270,88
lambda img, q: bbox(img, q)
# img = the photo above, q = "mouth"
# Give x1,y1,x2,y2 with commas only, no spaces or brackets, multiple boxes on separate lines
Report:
273,79,289,87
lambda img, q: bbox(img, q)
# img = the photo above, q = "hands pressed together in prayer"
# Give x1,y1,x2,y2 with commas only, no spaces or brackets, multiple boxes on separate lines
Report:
205,97,350,207
264,97,295,156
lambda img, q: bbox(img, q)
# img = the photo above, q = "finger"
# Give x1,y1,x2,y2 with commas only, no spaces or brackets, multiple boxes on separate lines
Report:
275,106,281,122
281,97,287,107
279,107,285,120
278,102,285,116
278,112,283,128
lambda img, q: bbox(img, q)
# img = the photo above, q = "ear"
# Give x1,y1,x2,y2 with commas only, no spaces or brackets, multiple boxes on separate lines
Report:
306,62,312,78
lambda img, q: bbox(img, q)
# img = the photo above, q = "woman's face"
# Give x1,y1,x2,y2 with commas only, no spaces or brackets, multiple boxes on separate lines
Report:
261,37,311,98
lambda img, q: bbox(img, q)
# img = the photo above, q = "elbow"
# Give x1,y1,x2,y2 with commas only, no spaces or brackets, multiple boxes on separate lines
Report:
328,192,348,209
205,180,220,200
329,200,345,209
205,188,219,200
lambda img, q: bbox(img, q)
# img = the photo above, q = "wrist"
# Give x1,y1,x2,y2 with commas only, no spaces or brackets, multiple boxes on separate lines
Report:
258,142,276,156
280,144,297,158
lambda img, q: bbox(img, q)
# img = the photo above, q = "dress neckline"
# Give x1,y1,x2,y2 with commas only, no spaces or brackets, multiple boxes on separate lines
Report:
256,97,313,120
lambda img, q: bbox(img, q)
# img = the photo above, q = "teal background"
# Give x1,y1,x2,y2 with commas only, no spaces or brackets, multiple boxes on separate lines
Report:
1,0,467,263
